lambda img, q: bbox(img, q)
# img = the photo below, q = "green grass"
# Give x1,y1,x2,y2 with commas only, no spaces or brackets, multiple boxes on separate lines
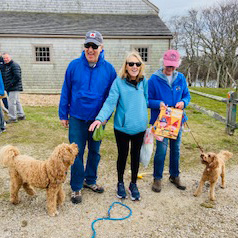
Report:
189,87,238,122
1,98,237,173
189,87,236,97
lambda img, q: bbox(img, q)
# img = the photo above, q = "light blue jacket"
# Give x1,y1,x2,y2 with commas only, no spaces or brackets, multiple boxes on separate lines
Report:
96,76,148,135
148,68,190,124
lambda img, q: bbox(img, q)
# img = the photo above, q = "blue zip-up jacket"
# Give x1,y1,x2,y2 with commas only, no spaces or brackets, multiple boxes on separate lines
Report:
59,50,117,121
96,76,148,135
148,68,190,124
0,71,4,95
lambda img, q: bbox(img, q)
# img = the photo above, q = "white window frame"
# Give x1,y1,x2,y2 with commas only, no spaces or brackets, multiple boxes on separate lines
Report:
33,44,53,64
131,45,151,64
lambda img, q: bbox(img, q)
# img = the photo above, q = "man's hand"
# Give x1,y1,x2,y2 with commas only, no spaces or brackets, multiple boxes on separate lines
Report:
61,120,69,128
175,101,184,109
89,120,102,131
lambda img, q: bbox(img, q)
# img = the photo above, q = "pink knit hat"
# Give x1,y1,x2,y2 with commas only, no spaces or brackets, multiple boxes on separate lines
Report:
163,49,180,67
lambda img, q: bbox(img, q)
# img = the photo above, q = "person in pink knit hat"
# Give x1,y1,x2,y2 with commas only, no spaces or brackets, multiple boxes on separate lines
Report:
148,49,191,193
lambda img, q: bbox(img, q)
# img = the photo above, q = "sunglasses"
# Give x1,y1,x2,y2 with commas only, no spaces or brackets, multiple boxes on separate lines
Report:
126,62,142,67
84,43,99,50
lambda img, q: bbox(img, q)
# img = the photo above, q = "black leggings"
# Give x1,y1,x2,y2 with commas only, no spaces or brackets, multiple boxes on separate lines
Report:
114,129,145,184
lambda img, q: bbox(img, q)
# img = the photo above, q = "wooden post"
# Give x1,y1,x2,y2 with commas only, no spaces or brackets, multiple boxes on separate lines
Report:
226,91,238,135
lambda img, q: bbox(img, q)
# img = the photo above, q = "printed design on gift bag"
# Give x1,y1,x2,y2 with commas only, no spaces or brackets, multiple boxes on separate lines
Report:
152,106,183,140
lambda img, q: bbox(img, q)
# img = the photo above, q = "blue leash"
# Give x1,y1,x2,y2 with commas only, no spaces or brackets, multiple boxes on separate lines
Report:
91,201,132,238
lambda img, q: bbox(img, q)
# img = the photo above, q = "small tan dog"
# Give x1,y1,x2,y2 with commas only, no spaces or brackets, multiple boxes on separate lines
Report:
194,150,233,201
0,143,78,216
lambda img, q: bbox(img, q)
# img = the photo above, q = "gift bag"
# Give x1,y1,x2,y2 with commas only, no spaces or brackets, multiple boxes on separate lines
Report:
140,127,154,168
92,125,105,141
152,106,183,140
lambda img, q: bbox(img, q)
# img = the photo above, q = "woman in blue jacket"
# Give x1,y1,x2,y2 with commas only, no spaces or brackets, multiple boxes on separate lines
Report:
148,49,190,193
89,51,148,201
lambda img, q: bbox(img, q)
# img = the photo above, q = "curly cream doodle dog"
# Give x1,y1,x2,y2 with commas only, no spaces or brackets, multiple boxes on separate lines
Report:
0,143,78,216
194,150,233,201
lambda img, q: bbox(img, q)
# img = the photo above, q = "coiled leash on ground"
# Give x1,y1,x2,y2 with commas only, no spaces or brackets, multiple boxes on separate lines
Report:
91,201,132,238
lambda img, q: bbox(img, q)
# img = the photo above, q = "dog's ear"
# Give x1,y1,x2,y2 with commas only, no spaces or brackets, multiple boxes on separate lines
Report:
209,154,219,168
68,143,79,156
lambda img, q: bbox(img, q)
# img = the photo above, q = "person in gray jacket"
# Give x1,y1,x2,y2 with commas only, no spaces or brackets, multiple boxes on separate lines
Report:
2,53,25,123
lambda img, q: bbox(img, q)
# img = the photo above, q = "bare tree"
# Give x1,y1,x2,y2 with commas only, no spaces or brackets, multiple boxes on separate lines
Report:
168,0,238,88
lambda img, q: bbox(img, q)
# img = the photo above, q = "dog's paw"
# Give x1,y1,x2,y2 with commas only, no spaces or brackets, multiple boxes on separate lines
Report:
220,185,225,189
48,210,59,217
210,196,216,201
193,190,201,197
10,198,20,205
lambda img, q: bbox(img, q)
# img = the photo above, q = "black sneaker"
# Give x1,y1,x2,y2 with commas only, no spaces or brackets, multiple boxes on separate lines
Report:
6,118,18,124
117,182,127,199
71,190,82,204
129,182,141,201
1,128,6,133
83,182,104,193
18,115,26,121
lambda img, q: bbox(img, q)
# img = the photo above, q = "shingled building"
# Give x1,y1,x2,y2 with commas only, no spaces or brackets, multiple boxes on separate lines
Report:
0,0,172,93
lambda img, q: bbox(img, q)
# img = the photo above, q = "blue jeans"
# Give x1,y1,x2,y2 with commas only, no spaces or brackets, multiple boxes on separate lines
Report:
153,130,182,180
69,117,101,192
0,107,5,130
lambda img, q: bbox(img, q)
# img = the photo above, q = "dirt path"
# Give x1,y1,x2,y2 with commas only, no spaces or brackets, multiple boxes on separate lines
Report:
0,163,238,238
0,94,237,238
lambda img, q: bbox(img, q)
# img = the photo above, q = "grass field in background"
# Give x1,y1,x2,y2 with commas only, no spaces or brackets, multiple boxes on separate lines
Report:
189,87,238,121
1,110,237,172
0,88,237,173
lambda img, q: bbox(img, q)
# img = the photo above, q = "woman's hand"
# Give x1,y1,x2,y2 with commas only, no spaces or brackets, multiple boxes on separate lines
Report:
175,101,184,109
160,101,166,109
89,120,102,131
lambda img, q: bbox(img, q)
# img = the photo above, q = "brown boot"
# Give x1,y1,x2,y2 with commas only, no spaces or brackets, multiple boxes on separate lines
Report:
169,176,186,190
152,179,161,193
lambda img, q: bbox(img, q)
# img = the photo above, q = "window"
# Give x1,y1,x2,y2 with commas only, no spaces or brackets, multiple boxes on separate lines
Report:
34,46,51,62
134,47,149,62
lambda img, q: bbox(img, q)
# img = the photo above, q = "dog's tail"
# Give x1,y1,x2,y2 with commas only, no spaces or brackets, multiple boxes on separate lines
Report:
0,145,20,167
219,150,233,161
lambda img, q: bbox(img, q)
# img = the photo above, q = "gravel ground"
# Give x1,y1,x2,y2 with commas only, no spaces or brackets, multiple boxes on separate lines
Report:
0,94,237,238
0,166,238,238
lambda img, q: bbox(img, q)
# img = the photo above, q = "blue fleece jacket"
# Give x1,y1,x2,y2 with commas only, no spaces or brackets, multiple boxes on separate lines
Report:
148,68,191,124
96,76,148,135
59,50,117,121
0,72,4,96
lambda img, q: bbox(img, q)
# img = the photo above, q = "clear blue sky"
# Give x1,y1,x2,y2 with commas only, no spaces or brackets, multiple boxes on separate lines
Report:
149,0,221,20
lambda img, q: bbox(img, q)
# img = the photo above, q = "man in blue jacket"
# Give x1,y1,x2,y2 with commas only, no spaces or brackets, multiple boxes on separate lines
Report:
59,31,117,204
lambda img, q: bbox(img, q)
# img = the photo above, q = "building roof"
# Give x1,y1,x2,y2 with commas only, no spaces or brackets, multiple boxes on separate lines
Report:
0,12,172,37
0,0,158,15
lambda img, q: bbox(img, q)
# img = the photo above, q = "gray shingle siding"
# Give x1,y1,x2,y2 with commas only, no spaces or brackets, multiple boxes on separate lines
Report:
0,0,172,93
